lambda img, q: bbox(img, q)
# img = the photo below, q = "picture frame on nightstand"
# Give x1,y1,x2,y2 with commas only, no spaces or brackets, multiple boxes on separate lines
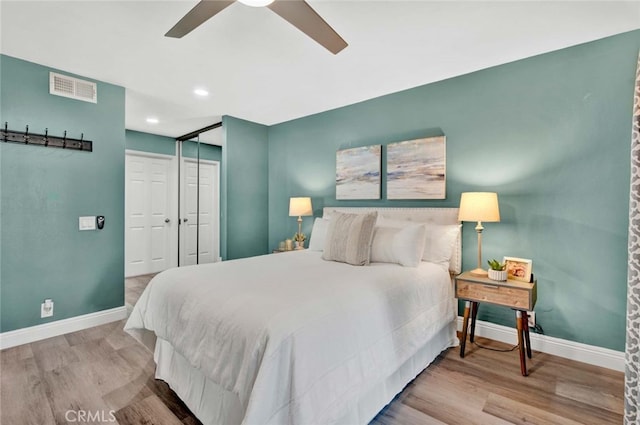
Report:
503,256,532,282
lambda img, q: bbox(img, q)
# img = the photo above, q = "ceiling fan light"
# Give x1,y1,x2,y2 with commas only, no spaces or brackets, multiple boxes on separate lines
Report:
238,0,274,7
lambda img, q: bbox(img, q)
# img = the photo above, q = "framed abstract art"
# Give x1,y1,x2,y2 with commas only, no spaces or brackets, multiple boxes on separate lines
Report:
386,136,446,200
336,145,381,200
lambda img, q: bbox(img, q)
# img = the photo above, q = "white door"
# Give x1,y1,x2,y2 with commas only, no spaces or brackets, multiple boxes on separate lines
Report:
180,158,220,266
125,152,177,277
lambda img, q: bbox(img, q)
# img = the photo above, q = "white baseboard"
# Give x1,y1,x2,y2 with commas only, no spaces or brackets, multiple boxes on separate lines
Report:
457,316,625,372
0,306,127,350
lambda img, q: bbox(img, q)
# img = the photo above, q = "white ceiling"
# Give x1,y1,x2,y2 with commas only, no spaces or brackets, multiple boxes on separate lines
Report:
1,1,639,143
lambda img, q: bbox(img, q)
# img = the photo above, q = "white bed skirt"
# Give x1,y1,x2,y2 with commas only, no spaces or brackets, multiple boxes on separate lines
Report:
154,320,457,425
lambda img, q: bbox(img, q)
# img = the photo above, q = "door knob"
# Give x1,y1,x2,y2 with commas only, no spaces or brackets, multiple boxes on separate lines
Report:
183,218,188,223
165,218,170,223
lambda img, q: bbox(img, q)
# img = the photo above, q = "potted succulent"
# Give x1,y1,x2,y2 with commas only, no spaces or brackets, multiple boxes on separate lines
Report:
487,259,507,281
293,232,306,249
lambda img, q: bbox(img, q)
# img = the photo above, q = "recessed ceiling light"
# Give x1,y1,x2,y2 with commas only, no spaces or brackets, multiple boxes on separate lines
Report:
194,88,209,97
238,0,273,7
146,117,159,124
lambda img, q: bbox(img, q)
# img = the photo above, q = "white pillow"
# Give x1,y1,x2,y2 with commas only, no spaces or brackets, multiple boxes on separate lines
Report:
308,217,330,251
422,223,461,265
376,217,460,266
370,223,427,267
322,212,378,266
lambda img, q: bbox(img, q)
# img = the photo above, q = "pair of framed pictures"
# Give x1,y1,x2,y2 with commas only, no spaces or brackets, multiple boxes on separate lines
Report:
335,136,446,200
504,257,533,283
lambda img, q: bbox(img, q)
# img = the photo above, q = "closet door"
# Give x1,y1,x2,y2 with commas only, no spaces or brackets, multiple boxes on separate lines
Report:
178,132,220,266
125,152,177,276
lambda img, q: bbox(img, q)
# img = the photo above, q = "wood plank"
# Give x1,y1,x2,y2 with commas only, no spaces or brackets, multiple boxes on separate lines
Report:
403,359,512,425
555,380,624,415
71,338,139,396
0,343,34,363
31,335,80,373
0,357,55,425
115,394,184,425
41,363,108,424
483,392,584,425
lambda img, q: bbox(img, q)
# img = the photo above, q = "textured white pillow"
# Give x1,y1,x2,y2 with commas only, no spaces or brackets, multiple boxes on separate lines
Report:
370,223,427,267
422,223,461,265
322,212,377,266
308,217,330,251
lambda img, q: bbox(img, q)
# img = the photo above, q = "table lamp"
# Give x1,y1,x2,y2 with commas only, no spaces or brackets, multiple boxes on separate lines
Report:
289,197,313,241
458,192,500,277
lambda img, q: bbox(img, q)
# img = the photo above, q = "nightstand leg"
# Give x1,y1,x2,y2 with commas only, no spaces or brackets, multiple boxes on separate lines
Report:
522,311,532,359
515,310,527,376
470,302,479,343
460,301,471,357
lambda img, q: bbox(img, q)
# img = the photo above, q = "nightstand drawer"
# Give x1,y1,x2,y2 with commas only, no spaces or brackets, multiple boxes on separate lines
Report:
456,280,533,310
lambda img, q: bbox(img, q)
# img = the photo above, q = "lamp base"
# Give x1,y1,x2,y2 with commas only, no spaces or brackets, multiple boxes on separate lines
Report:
469,268,488,277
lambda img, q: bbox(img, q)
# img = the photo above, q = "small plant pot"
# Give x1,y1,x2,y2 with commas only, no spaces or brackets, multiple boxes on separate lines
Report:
295,241,305,250
488,269,507,281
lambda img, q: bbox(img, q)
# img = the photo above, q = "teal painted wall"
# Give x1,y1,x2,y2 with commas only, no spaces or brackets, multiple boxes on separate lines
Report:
221,116,269,260
0,55,126,332
182,140,222,162
267,30,640,351
125,130,175,156
125,129,222,162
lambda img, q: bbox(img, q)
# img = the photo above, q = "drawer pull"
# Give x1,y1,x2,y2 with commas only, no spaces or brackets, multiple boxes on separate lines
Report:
482,285,499,289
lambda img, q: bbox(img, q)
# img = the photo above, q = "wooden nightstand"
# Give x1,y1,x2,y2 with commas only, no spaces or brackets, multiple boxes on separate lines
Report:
455,271,537,376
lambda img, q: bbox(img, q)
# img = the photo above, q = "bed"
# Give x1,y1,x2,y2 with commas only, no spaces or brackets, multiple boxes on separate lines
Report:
125,207,461,425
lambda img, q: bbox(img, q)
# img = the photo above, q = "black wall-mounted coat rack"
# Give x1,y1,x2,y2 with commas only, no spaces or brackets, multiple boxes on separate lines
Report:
1,122,93,152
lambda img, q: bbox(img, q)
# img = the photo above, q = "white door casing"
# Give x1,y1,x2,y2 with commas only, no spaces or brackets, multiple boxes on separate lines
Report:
180,158,220,266
125,151,177,277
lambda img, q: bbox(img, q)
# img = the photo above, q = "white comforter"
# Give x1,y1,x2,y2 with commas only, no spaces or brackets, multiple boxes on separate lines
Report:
125,251,456,425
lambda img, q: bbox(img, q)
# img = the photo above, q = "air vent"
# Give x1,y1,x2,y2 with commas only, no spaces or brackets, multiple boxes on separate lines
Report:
49,72,97,103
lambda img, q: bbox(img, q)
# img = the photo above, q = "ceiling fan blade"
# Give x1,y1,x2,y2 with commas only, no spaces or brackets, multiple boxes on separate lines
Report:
267,0,347,54
166,0,235,38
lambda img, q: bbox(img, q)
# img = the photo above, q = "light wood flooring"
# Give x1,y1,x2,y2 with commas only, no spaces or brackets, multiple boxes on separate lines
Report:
1,274,624,424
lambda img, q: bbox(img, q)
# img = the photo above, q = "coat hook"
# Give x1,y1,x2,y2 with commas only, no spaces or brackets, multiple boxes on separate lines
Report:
62,130,67,149
24,125,29,144
44,128,49,146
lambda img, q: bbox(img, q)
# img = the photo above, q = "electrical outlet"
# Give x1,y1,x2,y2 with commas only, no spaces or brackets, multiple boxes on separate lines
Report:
528,311,535,328
41,299,54,318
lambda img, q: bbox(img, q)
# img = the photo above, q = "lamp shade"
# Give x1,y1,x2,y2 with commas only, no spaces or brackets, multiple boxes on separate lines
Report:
289,197,313,217
458,192,500,222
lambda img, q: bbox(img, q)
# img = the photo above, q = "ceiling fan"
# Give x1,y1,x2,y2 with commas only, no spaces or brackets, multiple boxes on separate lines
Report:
165,0,348,54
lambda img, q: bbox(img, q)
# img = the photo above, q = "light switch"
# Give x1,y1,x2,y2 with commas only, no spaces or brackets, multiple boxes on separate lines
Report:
79,216,96,231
